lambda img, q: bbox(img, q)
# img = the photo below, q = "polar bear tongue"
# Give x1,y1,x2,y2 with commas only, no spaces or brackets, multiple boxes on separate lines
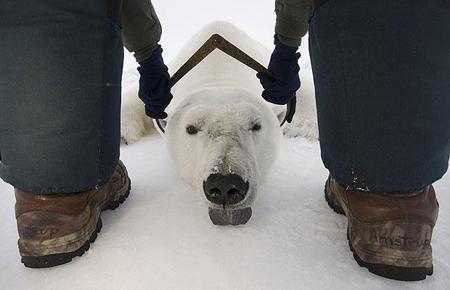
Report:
208,207,252,226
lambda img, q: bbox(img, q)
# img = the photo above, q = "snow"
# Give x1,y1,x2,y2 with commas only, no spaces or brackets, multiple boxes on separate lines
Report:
0,0,449,289
1,137,449,289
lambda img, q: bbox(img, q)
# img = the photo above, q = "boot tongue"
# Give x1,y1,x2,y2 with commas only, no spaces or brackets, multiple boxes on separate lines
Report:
208,207,252,225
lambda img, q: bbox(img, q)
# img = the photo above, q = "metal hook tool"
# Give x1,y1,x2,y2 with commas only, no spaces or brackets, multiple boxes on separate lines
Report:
156,34,295,133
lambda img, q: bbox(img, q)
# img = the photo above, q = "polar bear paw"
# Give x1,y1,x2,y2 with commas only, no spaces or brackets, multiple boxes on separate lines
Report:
283,118,319,140
120,100,154,145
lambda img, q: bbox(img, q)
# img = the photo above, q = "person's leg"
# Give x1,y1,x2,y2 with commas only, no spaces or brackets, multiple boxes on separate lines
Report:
309,0,449,280
0,0,129,267
310,0,449,192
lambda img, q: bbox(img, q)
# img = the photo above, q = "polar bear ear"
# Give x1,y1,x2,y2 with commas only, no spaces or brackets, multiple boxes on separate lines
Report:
159,119,168,129
153,119,168,135
271,105,287,124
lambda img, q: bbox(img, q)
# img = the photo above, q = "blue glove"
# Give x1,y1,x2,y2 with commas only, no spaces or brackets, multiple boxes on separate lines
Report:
257,36,300,123
137,45,173,119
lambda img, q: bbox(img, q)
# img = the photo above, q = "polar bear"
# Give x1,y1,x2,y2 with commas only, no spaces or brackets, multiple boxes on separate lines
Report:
121,21,317,224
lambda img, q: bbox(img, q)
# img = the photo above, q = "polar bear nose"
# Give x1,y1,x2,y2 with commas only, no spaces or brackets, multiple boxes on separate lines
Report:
203,174,249,205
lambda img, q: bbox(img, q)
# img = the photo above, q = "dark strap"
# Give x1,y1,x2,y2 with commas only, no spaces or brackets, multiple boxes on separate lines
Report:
156,34,294,133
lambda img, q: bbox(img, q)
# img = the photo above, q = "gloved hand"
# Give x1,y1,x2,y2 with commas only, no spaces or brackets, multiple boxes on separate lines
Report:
137,45,173,119
257,36,300,123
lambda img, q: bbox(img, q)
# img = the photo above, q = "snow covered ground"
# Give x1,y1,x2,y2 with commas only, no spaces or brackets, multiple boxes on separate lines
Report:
1,137,449,290
0,0,449,289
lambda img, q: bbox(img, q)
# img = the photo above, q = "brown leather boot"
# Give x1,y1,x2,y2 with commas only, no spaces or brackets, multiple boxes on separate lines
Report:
324,176,438,281
15,160,131,268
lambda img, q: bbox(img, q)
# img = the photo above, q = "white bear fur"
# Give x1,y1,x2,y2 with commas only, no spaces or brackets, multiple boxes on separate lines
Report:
121,21,318,209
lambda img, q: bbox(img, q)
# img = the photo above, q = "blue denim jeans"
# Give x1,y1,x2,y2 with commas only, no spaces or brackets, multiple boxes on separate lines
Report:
309,0,450,192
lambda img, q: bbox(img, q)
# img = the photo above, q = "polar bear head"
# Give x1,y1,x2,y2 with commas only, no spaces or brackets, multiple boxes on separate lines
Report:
163,87,283,210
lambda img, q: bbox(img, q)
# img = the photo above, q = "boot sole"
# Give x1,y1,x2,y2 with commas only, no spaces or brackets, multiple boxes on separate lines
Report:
324,185,433,281
21,179,131,268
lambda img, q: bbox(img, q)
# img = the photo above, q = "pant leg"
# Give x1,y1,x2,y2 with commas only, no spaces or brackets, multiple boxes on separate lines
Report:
0,0,124,194
309,0,450,192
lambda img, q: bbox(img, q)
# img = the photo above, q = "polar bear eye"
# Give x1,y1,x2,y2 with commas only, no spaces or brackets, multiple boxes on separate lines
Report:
251,123,261,132
186,125,199,135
